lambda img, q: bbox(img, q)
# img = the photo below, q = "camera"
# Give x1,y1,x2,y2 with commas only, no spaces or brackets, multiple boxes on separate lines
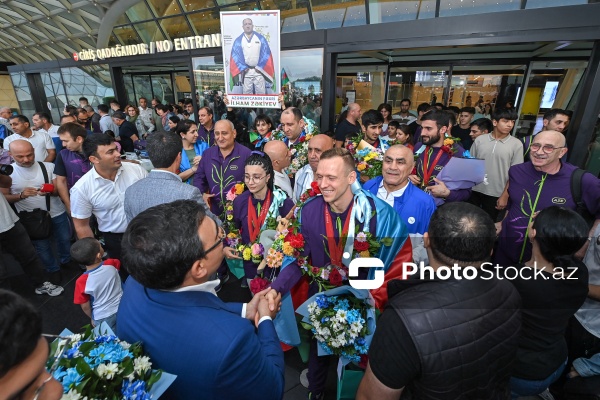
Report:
0,164,13,176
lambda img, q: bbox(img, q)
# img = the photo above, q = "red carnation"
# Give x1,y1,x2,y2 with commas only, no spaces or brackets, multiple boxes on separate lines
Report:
249,277,270,295
297,258,305,266
300,193,308,202
288,233,305,248
308,190,315,197
354,240,370,252
300,136,306,142
329,268,343,286
441,145,452,155
310,181,321,194
312,266,320,275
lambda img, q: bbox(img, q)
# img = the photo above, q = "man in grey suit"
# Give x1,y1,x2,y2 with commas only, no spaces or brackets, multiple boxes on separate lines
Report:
124,132,217,223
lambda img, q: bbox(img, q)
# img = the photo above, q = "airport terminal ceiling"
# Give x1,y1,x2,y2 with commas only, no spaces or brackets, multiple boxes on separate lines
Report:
0,0,595,64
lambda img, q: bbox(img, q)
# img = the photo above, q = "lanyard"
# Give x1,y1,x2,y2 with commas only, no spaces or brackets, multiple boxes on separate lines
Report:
324,204,353,266
422,147,445,188
247,191,271,242
518,174,547,262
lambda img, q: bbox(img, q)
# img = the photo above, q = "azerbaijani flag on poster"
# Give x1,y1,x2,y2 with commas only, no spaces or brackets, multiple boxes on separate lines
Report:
229,32,275,91
282,68,290,86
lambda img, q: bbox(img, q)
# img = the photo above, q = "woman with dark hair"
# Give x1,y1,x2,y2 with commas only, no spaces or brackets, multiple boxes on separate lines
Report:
126,104,150,138
226,151,294,288
251,114,274,149
377,103,393,135
168,115,180,132
177,120,208,185
155,104,174,132
508,206,589,399
483,103,493,119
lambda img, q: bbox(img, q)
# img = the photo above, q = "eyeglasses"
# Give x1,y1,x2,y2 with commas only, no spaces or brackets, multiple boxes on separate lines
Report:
530,143,566,154
205,226,226,255
244,175,267,183
32,334,73,400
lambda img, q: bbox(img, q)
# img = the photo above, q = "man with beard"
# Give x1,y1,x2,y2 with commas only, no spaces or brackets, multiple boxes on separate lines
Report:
409,110,469,203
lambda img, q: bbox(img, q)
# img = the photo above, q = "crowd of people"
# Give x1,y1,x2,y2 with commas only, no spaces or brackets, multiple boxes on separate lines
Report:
0,94,599,400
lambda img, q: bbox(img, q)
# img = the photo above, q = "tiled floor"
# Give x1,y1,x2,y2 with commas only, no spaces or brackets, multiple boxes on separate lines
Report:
5,254,338,400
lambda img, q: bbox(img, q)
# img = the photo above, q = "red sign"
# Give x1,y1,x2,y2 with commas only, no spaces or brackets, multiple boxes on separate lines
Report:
73,52,79,61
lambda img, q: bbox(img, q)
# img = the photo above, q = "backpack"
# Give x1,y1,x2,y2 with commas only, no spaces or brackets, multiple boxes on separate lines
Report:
571,168,596,229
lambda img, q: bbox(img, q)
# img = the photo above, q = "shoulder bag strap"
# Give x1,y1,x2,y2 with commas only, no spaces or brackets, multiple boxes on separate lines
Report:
38,161,50,212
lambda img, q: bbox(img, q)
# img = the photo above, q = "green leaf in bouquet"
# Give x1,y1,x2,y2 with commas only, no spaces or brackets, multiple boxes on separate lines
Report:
78,341,95,354
121,357,134,377
147,369,163,388
75,356,92,375
129,342,143,357
82,324,93,339
76,377,90,392
301,322,313,331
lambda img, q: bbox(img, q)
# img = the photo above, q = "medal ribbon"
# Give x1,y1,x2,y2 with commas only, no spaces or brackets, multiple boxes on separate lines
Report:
422,146,445,188
247,191,271,242
324,204,354,266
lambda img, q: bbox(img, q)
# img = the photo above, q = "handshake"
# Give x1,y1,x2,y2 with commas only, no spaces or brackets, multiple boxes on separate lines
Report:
246,288,281,327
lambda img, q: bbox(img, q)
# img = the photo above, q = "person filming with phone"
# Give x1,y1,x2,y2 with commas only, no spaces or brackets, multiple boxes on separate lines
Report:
0,140,74,284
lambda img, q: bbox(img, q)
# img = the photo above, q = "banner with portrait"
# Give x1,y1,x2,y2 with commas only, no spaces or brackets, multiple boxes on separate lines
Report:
220,11,281,109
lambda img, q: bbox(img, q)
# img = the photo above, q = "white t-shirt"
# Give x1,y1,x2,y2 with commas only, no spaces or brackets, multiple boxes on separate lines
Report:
74,262,122,320
3,131,55,162
0,194,18,233
37,124,59,138
70,162,147,233
10,162,66,218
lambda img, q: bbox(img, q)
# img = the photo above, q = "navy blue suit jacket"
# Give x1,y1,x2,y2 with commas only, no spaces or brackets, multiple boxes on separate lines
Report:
117,278,285,399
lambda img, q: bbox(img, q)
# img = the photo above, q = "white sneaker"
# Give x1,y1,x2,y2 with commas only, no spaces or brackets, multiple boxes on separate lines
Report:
35,282,64,296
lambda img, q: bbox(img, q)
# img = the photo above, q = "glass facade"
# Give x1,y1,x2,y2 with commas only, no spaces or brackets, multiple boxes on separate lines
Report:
369,0,436,23
439,0,520,17
41,72,67,124
60,65,115,107
9,72,35,119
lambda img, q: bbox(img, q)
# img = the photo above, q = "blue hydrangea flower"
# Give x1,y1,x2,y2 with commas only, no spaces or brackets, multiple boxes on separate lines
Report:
321,317,329,324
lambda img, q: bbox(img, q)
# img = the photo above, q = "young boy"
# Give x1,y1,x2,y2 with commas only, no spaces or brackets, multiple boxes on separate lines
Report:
381,120,399,142
71,237,122,332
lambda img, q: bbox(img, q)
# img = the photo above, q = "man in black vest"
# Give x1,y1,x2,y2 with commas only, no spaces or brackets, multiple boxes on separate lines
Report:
357,202,521,400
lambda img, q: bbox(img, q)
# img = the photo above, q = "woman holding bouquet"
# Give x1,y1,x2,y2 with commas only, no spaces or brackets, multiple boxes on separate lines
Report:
225,151,294,288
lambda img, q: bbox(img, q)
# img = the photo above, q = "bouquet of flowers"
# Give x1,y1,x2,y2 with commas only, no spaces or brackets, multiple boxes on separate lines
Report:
48,324,175,399
297,286,376,365
223,182,246,248
346,138,384,179
271,117,320,177
441,135,461,155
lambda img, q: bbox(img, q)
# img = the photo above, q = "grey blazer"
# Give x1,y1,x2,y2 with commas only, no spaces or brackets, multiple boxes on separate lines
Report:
124,170,218,223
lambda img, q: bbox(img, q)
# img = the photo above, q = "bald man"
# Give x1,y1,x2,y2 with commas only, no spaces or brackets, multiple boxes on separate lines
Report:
264,140,293,199
2,140,73,280
334,102,362,147
495,130,600,266
293,134,333,202
363,145,436,235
